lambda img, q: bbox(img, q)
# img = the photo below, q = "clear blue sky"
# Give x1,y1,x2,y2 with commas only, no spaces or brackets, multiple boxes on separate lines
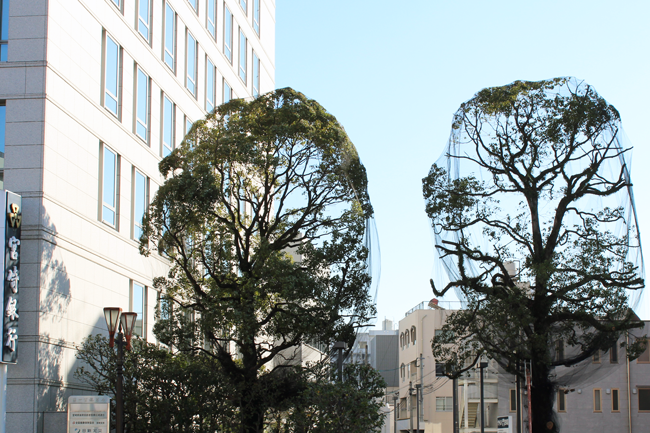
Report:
275,0,650,324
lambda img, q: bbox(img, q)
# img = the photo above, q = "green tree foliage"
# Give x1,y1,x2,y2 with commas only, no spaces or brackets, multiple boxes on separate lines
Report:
75,334,234,432
140,88,376,432
422,78,645,433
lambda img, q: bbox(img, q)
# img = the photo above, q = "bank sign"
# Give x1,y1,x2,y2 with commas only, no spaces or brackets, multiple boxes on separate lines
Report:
0,191,21,363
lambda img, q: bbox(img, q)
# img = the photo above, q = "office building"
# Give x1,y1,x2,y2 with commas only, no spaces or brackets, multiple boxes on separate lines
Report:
0,0,274,431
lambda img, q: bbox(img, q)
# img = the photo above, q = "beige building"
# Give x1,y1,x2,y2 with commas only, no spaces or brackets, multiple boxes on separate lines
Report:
395,301,501,433
0,0,274,431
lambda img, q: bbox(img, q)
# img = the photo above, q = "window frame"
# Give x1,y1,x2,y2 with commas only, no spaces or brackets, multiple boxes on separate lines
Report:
206,0,216,39
240,0,247,15
137,0,152,43
435,396,453,412
223,5,233,63
132,168,148,241
187,0,198,13
593,388,602,412
238,28,247,83
509,389,517,412
206,57,216,112
100,144,119,228
252,51,259,97
253,0,260,36
557,389,567,413
223,79,232,104
637,341,649,363
610,344,619,363
592,350,600,364
612,388,620,412
186,30,198,96
130,280,146,338
163,2,176,72
103,32,122,118
135,66,150,143
0,0,9,62
161,94,175,157
639,387,650,412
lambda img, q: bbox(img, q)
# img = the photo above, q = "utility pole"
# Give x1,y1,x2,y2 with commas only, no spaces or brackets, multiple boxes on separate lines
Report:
452,375,459,433
526,361,533,433
419,353,424,418
393,394,398,433
516,361,521,433
415,383,421,433
409,381,414,433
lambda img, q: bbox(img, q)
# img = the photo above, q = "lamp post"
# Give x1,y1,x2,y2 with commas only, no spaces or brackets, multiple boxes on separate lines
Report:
392,394,398,433
103,307,138,433
479,359,489,433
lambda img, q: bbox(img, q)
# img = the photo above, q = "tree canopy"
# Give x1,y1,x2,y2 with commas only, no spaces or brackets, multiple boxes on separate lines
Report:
423,77,645,433
140,88,378,432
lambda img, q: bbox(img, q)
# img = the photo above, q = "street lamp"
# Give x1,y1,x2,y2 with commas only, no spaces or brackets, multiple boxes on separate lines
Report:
103,307,138,433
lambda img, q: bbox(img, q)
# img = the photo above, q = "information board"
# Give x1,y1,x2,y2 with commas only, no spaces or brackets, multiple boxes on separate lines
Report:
67,395,110,433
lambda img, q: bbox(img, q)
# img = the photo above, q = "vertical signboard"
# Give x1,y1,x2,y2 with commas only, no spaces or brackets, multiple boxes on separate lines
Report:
67,395,110,433
0,191,20,364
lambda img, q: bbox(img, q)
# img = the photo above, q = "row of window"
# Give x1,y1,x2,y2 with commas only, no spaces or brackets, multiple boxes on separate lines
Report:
109,0,260,95
507,387,650,414
101,143,152,237
400,326,416,349
0,0,7,61
103,30,242,155
556,340,649,364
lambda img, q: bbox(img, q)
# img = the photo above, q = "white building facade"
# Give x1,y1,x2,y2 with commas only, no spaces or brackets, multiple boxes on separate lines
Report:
0,0,274,431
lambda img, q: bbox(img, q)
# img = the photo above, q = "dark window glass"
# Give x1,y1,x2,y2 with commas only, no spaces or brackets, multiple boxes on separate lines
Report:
640,388,650,411
612,389,619,411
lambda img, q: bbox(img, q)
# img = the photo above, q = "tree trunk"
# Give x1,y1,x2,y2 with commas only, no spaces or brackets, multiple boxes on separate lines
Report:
530,363,558,433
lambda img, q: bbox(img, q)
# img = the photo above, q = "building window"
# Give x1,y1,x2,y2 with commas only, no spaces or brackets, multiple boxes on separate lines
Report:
207,0,216,39
163,2,176,71
0,101,5,189
640,388,650,412
111,0,121,9
253,0,260,35
103,32,121,117
612,388,620,412
610,344,619,363
252,51,259,97
0,0,8,61
400,363,405,381
188,0,197,13
185,116,193,136
436,397,453,412
555,340,564,362
557,389,567,412
101,145,119,227
135,67,150,142
131,281,146,338
593,389,602,412
509,389,517,412
399,398,407,419
162,94,175,157
137,0,151,42
411,326,416,345
592,350,600,363
206,58,215,112
238,29,247,83
223,79,232,104
240,0,247,14
223,5,232,63
638,341,649,363
133,169,148,240
186,31,197,96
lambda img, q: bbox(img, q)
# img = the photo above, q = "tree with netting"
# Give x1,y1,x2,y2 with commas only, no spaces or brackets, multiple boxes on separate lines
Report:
140,88,377,433
422,77,645,433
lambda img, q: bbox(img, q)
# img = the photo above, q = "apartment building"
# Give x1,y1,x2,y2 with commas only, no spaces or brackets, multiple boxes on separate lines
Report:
0,0,274,431
395,300,650,433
